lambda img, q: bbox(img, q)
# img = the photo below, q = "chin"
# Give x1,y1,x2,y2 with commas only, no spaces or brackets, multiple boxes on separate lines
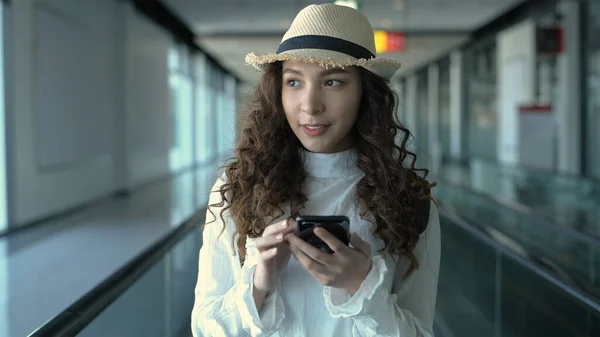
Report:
301,143,325,153
300,139,338,153
298,139,323,152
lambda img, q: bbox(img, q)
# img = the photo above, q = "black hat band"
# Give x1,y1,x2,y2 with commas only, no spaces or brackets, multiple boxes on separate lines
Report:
276,35,375,59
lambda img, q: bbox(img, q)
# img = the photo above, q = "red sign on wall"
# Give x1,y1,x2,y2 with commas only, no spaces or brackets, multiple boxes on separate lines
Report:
387,32,406,52
374,31,406,53
519,104,553,114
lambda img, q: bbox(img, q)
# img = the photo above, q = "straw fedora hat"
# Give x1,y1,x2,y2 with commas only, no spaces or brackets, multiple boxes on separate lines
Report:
245,3,402,81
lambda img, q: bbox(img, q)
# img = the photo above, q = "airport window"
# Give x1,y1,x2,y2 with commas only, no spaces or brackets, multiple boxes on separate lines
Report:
209,69,237,158
439,58,451,158
465,40,498,161
168,44,194,170
398,78,408,126
224,75,237,154
1,4,8,335
392,78,408,148
0,1,6,233
415,68,429,167
195,53,215,164
214,69,227,156
534,16,560,107
588,0,600,178
210,63,221,158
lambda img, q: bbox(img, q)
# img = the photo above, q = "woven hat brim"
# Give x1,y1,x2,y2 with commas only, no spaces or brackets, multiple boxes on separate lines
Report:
245,49,402,81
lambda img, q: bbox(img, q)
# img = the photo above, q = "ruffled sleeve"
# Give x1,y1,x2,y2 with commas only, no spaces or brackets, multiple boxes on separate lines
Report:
323,201,441,337
191,176,286,337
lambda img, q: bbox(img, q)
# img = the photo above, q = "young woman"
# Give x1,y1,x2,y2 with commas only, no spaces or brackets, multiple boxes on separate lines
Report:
191,3,440,337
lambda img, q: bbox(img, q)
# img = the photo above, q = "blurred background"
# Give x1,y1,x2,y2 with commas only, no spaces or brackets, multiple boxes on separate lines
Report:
0,0,598,336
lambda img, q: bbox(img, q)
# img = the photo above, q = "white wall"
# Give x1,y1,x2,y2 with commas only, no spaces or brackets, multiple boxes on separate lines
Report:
10,0,118,225
8,0,188,226
124,5,176,188
497,19,536,165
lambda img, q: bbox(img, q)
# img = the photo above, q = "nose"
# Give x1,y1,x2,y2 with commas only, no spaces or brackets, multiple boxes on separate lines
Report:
300,86,324,115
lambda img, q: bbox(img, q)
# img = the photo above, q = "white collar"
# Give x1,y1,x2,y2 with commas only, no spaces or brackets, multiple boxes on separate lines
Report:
301,148,363,178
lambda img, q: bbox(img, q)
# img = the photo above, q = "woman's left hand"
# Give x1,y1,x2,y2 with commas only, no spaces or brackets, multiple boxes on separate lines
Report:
285,228,372,295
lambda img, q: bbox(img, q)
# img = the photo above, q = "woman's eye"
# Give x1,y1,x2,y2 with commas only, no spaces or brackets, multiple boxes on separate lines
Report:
325,79,343,87
287,79,301,87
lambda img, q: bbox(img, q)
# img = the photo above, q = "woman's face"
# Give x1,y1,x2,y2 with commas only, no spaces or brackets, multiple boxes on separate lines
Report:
281,61,362,153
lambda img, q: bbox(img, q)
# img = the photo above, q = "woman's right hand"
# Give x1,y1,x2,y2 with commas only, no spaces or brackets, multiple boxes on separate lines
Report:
253,219,296,296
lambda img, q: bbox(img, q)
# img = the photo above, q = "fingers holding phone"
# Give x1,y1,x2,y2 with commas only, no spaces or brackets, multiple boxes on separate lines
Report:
253,219,297,294
255,219,294,257
286,216,372,295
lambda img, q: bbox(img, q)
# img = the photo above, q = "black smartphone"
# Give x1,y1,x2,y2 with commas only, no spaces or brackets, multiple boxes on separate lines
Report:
295,215,350,254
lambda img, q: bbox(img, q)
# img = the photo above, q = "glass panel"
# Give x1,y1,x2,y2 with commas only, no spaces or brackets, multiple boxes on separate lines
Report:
500,253,598,337
535,56,559,106
0,3,7,333
0,7,8,336
213,73,237,158
435,218,497,336
588,0,600,178
465,41,498,160
169,72,194,171
434,216,600,337
168,46,179,72
416,69,429,168
207,64,219,158
77,227,203,337
215,70,228,156
180,76,194,167
398,79,408,126
435,182,600,297
0,1,7,233
440,158,600,240
223,75,237,156
195,55,215,164
439,58,451,158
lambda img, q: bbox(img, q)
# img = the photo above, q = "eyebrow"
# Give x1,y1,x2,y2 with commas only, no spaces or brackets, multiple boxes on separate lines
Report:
283,67,351,76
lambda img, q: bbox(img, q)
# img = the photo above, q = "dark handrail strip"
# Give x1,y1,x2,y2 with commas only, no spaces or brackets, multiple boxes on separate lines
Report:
439,178,600,245
439,208,600,313
27,209,206,337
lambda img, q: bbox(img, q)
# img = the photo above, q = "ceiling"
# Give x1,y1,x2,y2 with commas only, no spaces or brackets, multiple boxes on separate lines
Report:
164,0,524,90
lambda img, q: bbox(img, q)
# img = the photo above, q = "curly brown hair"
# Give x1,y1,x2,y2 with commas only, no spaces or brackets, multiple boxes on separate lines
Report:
209,61,435,278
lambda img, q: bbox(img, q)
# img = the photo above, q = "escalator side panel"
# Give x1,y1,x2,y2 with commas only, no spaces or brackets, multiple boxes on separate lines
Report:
77,229,203,337
435,217,600,337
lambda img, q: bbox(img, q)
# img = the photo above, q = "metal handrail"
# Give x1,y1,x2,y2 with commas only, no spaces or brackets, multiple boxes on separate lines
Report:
442,156,600,186
27,210,206,337
439,178,600,245
439,208,600,313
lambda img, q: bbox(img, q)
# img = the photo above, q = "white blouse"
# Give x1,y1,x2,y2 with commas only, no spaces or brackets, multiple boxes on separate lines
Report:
191,149,441,337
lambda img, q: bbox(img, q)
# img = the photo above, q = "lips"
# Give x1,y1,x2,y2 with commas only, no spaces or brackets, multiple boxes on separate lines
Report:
302,124,330,136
